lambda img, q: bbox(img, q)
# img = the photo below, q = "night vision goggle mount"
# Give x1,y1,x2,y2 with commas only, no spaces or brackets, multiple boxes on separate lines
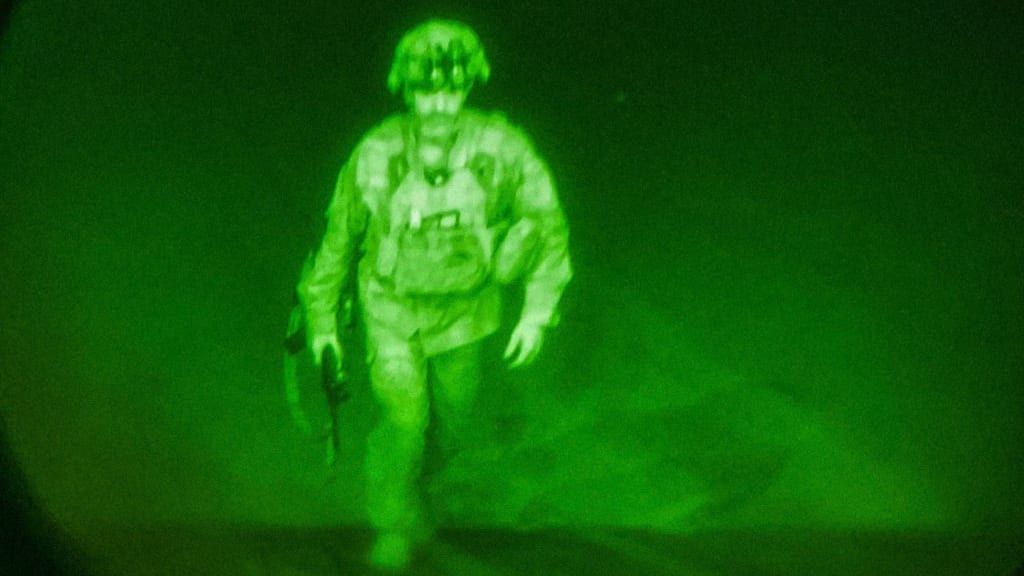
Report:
408,39,473,92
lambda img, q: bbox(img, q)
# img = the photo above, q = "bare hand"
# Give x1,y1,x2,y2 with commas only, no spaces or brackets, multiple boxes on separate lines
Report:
503,320,544,369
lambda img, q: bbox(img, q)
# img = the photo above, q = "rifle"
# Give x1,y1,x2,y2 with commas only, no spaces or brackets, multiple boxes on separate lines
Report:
283,294,353,474
319,340,349,468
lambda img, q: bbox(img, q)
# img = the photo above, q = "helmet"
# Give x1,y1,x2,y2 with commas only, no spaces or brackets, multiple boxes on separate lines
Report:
387,19,491,98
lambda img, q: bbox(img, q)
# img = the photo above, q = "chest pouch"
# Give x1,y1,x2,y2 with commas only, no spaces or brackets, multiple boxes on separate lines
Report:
390,225,489,296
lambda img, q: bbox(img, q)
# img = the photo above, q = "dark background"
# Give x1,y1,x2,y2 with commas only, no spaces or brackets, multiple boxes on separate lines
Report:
1,0,1022,573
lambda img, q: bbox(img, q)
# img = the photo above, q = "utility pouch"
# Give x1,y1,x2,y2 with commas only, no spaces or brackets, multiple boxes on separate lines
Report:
391,226,488,295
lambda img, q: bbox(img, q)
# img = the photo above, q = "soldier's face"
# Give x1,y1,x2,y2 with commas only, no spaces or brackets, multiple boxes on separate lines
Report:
412,89,466,140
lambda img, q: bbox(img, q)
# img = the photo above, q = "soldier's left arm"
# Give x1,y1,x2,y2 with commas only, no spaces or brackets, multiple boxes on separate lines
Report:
503,125,574,329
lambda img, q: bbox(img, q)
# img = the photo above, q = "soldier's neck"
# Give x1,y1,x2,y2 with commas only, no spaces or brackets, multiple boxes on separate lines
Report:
410,115,461,169
417,141,447,167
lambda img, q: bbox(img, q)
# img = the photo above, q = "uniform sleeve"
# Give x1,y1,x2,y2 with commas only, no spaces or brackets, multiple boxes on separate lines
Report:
503,126,573,328
296,147,368,340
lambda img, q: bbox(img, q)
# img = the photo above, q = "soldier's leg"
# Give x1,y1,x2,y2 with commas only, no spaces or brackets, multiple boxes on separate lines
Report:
425,341,485,526
429,340,483,459
363,328,430,568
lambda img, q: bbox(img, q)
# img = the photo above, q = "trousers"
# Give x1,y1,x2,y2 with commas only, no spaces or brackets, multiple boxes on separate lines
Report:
363,320,483,535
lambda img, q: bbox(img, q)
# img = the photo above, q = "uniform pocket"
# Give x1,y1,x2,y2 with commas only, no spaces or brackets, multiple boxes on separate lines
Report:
493,219,540,284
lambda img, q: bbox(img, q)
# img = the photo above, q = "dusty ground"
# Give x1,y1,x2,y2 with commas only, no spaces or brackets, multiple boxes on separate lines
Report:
50,524,1024,576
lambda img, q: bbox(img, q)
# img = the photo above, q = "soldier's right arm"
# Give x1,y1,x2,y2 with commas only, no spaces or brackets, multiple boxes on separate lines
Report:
297,146,369,348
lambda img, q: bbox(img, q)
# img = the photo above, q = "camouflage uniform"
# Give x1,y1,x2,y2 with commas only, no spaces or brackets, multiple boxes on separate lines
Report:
298,107,572,536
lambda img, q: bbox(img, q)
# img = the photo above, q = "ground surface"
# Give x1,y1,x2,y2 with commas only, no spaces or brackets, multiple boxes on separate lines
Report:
60,524,1024,576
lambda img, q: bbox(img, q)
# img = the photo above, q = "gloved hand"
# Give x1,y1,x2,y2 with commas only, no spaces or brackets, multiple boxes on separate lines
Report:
311,332,343,367
503,319,544,369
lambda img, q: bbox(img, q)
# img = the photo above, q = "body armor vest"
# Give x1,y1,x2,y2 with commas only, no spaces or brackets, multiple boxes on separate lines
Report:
371,119,514,296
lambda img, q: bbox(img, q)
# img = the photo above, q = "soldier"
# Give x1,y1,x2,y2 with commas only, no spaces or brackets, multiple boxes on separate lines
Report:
297,19,572,570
